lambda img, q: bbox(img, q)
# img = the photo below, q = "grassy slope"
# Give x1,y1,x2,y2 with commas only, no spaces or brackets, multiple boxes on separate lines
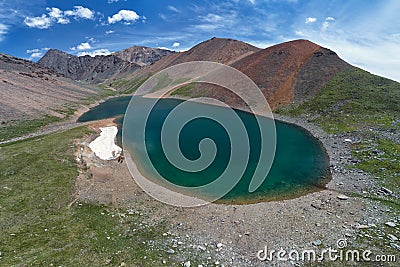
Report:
0,127,180,266
278,67,399,197
0,87,116,142
107,74,151,95
277,67,400,260
278,67,399,133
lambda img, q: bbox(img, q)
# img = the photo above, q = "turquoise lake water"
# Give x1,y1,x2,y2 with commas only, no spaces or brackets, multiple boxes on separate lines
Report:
78,96,330,203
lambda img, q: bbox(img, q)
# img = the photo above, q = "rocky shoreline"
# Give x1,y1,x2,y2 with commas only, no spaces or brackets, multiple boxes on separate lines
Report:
72,110,398,266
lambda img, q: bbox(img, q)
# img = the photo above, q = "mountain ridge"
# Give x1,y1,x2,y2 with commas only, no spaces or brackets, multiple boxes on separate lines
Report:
118,38,351,109
0,52,100,123
112,46,175,66
38,49,141,83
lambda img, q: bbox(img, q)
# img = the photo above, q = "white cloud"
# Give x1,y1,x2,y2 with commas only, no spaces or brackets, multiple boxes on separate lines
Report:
29,52,43,59
64,6,94,20
24,15,52,29
321,17,335,31
77,49,112,57
292,10,400,82
294,30,310,37
26,47,50,60
47,7,69,24
107,0,127,3
321,38,400,82
157,47,171,51
193,13,236,32
26,48,40,53
108,10,140,24
0,23,8,41
321,21,329,31
305,17,317,24
172,42,180,48
106,30,115,34
47,7,62,19
71,42,92,51
24,6,94,29
168,6,180,13
201,14,224,23
248,0,256,4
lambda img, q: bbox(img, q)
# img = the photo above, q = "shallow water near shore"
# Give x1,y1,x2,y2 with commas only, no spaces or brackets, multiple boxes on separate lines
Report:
78,96,330,203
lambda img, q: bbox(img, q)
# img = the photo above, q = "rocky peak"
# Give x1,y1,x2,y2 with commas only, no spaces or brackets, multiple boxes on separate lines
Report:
113,46,175,66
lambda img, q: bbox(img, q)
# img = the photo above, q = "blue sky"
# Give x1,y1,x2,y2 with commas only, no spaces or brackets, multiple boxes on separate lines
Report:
1,0,400,82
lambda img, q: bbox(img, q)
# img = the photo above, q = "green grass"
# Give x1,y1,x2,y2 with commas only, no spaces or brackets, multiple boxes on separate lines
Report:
151,73,173,93
0,115,61,142
170,83,198,97
109,74,152,95
277,66,400,201
277,67,400,134
0,83,119,143
0,127,179,266
352,138,400,192
277,67,400,256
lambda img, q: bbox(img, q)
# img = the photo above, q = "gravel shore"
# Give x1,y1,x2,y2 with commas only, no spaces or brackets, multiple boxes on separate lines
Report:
73,114,397,266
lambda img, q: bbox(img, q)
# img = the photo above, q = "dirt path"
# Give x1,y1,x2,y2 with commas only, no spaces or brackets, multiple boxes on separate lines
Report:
0,121,90,145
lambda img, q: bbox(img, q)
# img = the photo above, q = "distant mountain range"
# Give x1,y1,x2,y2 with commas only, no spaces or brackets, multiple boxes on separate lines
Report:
0,37,372,124
37,46,175,84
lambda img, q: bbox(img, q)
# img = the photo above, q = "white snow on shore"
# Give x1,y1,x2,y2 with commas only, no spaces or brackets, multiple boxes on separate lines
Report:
89,126,122,160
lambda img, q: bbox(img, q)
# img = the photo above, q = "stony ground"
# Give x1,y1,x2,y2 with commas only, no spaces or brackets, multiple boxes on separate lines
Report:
71,117,398,266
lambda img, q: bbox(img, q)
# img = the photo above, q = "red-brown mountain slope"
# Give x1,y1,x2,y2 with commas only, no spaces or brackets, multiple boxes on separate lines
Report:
130,37,260,78
232,39,350,109
126,38,351,110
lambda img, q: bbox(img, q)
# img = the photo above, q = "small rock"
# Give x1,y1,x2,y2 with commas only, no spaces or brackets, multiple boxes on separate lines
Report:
197,245,206,251
356,225,370,229
162,260,167,264
167,249,175,254
198,265,204,267
344,139,352,143
184,261,191,267
381,187,393,194
312,240,322,246
345,233,353,238
385,222,396,227
216,243,224,249
315,223,321,227
244,232,250,236
390,243,400,250
388,234,398,241
311,203,322,210
337,195,349,200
